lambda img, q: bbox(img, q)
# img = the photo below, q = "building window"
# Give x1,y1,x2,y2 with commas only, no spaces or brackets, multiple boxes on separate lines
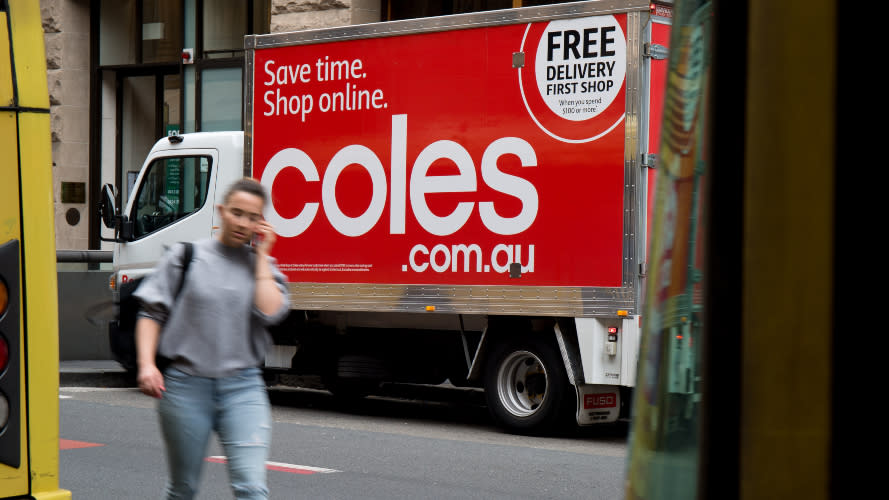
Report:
99,0,183,65
201,0,270,58
99,0,138,65
202,0,246,58
199,67,242,132
143,0,184,63
91,0,270,247
193,0,269,131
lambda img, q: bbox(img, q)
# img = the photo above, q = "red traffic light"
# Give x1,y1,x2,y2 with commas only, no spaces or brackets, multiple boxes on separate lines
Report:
0,278,8,316
0,335,7,373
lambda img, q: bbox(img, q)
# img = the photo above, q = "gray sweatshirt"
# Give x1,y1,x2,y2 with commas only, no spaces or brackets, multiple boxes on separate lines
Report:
134,238,290,378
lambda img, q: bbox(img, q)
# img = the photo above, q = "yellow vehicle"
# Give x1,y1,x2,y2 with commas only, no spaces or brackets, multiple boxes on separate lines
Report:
1,0,71,498
626,0,838,498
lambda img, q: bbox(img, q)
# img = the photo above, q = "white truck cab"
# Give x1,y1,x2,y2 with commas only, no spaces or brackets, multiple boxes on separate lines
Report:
107,132,244,287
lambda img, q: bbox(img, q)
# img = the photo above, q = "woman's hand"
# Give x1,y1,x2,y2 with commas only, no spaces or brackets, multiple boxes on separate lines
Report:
137,363,165,399
253,220,277,255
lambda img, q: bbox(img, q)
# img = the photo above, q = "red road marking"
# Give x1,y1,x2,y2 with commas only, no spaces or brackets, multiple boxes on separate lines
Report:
59,439,104,450
264,463,315,475
206,456,339,475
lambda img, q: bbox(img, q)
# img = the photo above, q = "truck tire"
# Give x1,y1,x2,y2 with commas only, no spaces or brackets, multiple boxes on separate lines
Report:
324,378,377,400
324,354,387,400
484,335,574,434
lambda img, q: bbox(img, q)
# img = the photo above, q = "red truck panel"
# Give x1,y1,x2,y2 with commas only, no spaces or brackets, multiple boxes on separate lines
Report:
251,13,633,288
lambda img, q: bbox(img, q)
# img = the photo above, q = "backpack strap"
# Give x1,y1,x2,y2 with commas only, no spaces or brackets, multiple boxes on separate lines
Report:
156,242,194,373
174,242,194,301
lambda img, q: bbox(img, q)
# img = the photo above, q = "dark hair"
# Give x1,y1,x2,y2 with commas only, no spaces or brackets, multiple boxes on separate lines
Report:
224,178,268,205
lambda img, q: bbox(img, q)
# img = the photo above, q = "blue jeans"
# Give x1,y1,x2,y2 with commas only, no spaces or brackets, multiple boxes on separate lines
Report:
158,367,271,500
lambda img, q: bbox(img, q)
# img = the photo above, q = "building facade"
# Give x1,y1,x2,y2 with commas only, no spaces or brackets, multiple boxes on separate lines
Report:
40,0,566,249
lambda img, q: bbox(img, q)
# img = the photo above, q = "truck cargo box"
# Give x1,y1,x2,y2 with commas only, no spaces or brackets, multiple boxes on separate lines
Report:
245,0,657,318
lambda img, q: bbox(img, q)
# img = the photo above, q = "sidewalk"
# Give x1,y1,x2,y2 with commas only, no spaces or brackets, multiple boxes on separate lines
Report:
59,360,133,387
57,360,486,406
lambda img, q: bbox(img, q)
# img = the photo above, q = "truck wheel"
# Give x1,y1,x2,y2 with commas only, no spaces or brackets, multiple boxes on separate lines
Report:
324,354,387,400
324,378,377,400
484,336,574,434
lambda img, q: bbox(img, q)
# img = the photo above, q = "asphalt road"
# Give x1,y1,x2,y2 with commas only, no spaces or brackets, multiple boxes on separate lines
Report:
58,380,629,499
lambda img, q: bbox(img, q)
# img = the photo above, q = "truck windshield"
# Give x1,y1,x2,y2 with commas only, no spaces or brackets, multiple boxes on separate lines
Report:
132,155,212,238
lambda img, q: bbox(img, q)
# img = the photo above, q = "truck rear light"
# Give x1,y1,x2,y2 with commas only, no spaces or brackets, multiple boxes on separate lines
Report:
606,326,618,356
108,273,116,292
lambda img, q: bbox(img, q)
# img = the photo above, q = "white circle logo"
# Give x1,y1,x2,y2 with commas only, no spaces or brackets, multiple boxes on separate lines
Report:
534,16,626,122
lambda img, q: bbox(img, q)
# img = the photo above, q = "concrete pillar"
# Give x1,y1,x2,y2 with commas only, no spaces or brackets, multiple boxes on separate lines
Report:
41,0,92,250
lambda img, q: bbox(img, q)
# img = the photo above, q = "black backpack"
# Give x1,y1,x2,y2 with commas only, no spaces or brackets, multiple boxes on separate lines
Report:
110,242,193,374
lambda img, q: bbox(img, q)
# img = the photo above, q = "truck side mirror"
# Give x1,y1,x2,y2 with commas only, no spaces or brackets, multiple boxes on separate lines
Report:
120,218,134,241
100,183,117,229
99,184,133,243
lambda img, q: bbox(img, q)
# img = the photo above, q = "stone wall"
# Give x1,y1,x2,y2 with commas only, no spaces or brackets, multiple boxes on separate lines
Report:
270,0,380,33
41,0,91,250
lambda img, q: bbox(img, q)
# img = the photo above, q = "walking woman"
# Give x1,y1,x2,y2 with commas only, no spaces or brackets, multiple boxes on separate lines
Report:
134,178,289,499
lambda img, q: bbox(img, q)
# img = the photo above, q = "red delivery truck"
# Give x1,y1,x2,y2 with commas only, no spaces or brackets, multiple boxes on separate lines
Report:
100,0,672,434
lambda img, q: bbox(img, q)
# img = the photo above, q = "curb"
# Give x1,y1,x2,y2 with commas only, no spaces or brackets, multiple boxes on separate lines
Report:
57,363,486,405
59,361,134,388
60,371,135,388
